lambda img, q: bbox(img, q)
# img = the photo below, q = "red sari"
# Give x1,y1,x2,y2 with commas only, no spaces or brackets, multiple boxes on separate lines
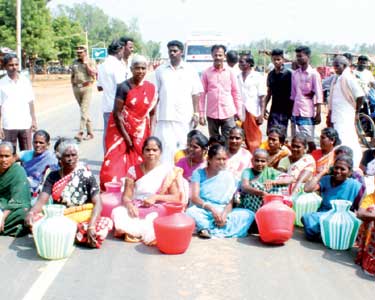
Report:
100,80,157,190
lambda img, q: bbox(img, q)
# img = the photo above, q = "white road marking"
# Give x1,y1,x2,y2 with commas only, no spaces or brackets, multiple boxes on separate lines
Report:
21,254,72,300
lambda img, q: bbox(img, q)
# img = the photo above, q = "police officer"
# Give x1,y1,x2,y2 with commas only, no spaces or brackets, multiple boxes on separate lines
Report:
71,45,97,142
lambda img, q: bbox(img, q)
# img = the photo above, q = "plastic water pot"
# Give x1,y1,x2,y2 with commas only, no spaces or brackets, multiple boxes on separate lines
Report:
101,182,122,218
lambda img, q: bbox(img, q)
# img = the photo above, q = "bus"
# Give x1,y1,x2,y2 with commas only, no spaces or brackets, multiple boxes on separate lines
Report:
184,33,228,76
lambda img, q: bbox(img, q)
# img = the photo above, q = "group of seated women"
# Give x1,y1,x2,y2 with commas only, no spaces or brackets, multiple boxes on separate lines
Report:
1,124,375,277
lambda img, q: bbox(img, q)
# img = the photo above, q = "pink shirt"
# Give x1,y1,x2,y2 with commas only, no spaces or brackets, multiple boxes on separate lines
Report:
199,66,241,119
291,65,323,118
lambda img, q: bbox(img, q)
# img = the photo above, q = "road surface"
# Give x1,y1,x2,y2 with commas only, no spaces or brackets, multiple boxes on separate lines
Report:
0,83,373,300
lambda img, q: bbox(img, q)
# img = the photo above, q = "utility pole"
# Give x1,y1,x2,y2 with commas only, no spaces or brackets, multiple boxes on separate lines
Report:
16,0,22,70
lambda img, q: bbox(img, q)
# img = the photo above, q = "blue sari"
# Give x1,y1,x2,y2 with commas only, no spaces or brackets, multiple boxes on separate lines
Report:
186,169,254,238
21,150,59,193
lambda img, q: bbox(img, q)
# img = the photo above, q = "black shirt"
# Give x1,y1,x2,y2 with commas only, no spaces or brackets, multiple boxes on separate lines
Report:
267,67,293,115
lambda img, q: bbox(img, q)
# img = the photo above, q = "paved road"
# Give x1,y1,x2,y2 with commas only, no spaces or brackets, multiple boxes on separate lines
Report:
0,91,373,300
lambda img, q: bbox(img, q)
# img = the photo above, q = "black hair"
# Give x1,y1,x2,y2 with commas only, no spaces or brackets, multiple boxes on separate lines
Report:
3,53,18,66
33,130,51,143
108,39,124,55
187,129,202,140
334,154,353,171
295,46,311,57
334,145,353,158
142,136,162,153
119,37,134,46
240,53,255,67
167,40,184,51
226,50,239,64
229,126,245,139
358,55,369,62
321,127,341,147
342,52,353,62
292,133,308,148
208,134,226,147
271,48,284,57
207,144,226,160
190,132,209,150
211,44,227,54
54,137,68,152
268,125,286,144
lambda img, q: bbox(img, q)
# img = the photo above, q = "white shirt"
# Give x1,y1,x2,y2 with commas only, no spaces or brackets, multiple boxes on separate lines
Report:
331,68,364,123
237,70,267,117
0,74,34,129
354,69,375,94
155,61,203,123
97,55,127,113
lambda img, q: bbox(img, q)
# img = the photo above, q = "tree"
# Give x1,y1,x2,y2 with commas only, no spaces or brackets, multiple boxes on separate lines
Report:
143,41,161,60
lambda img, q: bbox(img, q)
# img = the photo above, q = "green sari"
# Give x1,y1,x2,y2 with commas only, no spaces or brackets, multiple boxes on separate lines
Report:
0,163,31,237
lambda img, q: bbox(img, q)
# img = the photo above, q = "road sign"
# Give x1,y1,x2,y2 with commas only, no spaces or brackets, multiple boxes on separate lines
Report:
91,47,107,60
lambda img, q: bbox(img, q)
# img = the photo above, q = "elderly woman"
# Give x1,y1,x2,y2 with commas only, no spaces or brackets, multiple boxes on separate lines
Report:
226,126,252,182
0,142,31,237
111,136,187,245
19,130,59,199
26,140,110,248
278,133,316,195
302,155,363,241
186,144,254,239
100,55,157,189
311,128,341,174
176,131,208,182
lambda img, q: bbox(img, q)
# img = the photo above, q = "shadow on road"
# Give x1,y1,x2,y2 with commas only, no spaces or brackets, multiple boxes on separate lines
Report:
9,235,45,261
135,243,162,255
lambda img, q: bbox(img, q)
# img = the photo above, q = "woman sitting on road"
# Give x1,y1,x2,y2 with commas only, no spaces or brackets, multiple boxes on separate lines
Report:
261,125,290,169
301,155,363,241
111,137,187,245
355,191,375,277
100,55,157,190
26,140,111,248
226,127,252,182
176,132,208,182
174,129,202,164
0,142,31,237
239,149,291,213
18,130,59,202
278,133,316,195
186,144,254,239
311,128,341,174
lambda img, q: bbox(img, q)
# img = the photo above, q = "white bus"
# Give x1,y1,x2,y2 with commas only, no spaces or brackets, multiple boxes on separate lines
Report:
184,33,228,76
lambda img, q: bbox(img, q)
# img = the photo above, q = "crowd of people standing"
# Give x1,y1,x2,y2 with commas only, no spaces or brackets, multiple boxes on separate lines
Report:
1,37,375,278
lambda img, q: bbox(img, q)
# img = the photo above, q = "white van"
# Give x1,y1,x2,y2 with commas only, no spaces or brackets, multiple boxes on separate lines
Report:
184,33,228,76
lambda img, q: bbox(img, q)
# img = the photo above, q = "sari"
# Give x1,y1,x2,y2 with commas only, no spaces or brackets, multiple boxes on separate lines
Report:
243,111,262,153
239,167,288,213
355,193,375,276
186,169,254,238
100,80,157,189
111,164,188,244
260,141,291,169
21,150,59,194
227,147,252,182
44,164,112,248
0,163,31,237
311,149,335,174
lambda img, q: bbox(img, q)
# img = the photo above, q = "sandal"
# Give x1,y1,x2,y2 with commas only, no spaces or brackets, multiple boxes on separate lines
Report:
74,132,84,142
84,133,94,141
198,229,211,239
124,233,142,243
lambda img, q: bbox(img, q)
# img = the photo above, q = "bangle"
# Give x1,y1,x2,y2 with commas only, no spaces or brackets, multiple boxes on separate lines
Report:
193,112,199,118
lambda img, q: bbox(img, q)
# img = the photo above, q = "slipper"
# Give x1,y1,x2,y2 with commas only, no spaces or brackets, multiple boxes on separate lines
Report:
124,233,142,243
74,133,84,142
198,229,211,239
84,133,94,141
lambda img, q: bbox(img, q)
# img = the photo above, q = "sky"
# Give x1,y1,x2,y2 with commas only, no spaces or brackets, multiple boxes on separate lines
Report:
49,0,375,51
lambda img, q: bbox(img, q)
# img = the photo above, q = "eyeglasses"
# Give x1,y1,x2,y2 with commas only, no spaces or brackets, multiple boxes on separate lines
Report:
229,136,242,140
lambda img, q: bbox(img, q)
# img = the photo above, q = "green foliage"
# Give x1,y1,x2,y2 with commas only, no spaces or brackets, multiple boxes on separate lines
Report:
143,40,161,60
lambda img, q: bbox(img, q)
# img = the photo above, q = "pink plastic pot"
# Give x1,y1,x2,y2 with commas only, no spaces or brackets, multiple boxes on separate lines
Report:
101,182,122,218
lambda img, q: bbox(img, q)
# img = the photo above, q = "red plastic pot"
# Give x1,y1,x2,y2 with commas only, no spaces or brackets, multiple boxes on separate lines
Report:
256,194,295,244
153,202,195,254
101,182,122,218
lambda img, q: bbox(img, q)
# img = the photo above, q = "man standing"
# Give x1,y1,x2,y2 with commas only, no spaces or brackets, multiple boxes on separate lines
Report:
329,56,364,168
291,46,323,151
154,40,203,165
119,37,134,80
238,53,267,153
199,45,241,139
264,49,293,134
0,54,37,151
71,45,97,142
354,55,375,94
97,40,126,151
